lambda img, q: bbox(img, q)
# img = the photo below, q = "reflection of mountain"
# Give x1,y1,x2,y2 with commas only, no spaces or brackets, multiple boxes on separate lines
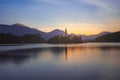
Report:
0,53,29,64
0,49,43,64
0,47,65,64
0,44,120,80
0,44,120,65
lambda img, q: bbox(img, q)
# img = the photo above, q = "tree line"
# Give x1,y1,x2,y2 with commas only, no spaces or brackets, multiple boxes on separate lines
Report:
0,33,83,44
0,33,45,44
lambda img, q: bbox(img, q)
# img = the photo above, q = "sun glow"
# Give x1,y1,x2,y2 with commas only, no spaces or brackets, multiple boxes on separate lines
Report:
38,23,108,35
37,19,120,35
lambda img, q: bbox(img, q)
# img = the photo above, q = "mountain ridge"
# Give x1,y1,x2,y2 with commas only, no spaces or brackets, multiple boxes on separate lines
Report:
0,23,111,40
0,23,65,40
93,31,120,42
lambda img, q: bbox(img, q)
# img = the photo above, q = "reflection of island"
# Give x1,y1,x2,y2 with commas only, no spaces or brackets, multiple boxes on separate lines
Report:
65,45,68,62
0,45,119,65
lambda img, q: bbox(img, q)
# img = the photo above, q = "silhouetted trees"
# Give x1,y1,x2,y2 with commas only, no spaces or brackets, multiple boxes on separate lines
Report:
3,31,119,43
0,33,45,44
0,33,19,44
48,35,82,43
0,33,83,44
93,31,120,42
22,34,45,43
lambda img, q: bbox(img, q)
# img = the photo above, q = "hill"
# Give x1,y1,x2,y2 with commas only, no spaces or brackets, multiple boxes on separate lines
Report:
80,31,111,41
93,31,120,42
0,23,65,40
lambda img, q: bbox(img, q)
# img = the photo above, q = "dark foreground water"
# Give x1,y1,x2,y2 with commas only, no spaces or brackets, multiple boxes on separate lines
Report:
0,43,120,80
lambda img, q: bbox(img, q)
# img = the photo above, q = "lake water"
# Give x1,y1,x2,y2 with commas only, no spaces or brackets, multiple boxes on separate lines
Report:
0,43,120,80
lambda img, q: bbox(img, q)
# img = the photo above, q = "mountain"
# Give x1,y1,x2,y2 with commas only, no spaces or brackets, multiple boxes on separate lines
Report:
0,23,112,41
43,29,65,40
0,23,44,36
0,23,65,40
93,31,120,42
80,31,111,41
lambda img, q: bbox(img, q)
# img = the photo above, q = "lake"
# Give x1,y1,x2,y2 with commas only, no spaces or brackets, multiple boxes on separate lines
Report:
0,43,120,80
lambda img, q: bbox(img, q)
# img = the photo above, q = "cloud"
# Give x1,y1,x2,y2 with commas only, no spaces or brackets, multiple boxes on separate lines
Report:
78,0,120,12
78,0,108,9
30,0,120,12
0,0,64,4
76,0,120,22
32,0,120,14
32,0,65,4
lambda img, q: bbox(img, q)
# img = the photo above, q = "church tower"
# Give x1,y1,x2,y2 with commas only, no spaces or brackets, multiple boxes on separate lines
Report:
65,28,67,36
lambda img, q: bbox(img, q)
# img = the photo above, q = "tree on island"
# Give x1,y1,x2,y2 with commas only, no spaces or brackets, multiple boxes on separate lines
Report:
48,28,82,43
48,35,82,43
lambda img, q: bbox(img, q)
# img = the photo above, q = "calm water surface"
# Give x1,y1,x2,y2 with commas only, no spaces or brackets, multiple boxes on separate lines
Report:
0,43,120,80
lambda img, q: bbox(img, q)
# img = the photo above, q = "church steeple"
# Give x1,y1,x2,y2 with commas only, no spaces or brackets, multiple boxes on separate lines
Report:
65,28,67,36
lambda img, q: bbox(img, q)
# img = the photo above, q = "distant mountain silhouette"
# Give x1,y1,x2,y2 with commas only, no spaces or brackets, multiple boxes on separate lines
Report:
0,23,44,36
80,31,111,41
0,23,117,41
44,29,65,40
93,31,120,42
0,23,64,40
0,23,112,41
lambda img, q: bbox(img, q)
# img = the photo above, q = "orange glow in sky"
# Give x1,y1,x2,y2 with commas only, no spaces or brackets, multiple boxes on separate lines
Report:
38,21,120,35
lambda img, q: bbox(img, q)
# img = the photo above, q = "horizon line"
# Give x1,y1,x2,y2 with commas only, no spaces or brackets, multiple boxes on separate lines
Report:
0,23,119,35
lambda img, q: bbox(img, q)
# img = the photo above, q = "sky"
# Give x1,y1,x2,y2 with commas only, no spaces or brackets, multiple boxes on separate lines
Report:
0,0,120,35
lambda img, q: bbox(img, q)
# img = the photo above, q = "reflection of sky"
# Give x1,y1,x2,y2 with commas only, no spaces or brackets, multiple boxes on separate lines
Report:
0,43,120,65
0,0,120,34
0,43,120,80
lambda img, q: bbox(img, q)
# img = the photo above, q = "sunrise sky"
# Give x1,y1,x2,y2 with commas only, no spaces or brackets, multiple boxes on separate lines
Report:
0,0,120,35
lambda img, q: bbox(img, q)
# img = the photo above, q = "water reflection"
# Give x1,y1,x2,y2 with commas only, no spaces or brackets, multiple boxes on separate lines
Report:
0,45,120,65
0,47,66,64
0,43,120,80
